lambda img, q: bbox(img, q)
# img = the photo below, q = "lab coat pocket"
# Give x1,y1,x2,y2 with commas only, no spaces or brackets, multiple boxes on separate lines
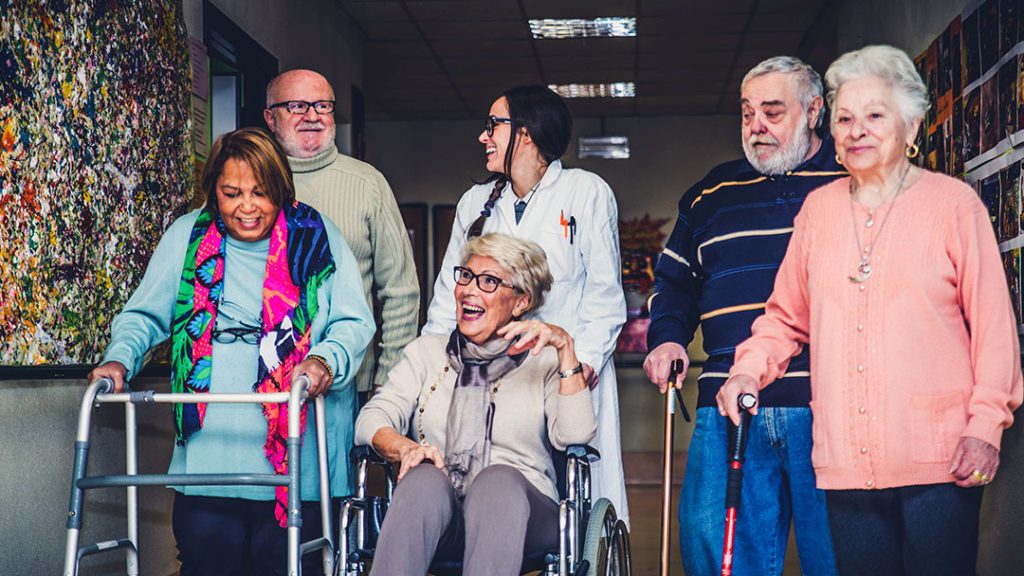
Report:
910,393,967,463
539,225,581,283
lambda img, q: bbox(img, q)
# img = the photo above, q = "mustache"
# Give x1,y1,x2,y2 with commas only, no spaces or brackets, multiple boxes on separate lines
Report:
747,134,779,147
297,121,326,130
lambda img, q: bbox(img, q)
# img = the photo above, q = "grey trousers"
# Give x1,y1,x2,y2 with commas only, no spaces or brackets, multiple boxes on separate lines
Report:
369,463,559,576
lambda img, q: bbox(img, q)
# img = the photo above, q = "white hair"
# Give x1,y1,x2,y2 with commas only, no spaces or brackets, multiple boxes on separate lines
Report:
461,233,553,316
742,55,824,128
824,45,929,126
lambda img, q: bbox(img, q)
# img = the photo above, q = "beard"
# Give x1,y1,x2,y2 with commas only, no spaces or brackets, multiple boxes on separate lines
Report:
279,121,336,159
742,114,812,176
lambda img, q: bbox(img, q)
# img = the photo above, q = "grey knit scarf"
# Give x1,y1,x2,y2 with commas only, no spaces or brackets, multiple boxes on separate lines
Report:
444,330,527,498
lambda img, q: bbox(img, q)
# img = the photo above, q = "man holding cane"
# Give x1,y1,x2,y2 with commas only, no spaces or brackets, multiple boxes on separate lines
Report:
644,56,841,575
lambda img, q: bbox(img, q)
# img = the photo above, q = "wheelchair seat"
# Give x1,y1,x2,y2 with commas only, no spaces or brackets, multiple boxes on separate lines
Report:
335,444,631,576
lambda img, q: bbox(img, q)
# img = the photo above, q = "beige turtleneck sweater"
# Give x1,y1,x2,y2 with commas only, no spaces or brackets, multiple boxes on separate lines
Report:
290,145,419,392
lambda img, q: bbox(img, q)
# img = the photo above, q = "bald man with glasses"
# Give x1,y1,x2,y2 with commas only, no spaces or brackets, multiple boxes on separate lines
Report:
265,69,419,407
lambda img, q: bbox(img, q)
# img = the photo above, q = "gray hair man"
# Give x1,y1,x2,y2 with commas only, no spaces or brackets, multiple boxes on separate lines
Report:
265,69,419,400
644,56,843,575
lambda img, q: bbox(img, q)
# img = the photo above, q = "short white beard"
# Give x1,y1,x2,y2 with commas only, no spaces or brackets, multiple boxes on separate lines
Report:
742,113,813,176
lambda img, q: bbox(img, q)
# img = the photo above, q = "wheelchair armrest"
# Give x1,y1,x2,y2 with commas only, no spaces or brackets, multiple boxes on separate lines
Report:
565,444,600,463
350,444,388,466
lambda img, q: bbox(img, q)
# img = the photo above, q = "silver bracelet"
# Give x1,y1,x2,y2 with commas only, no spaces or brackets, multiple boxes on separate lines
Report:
557,362,583,379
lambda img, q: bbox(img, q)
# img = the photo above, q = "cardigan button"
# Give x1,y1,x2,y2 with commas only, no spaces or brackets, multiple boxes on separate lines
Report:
866,480,874,487
859,406,866,414
860,447,868,454
857,365,864,373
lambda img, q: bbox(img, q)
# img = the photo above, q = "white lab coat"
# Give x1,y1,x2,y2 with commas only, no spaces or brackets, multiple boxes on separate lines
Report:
424,160,629,526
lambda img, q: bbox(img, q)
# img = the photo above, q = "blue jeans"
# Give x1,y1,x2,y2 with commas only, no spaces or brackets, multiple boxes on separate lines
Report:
826,484,983,576
679,407,837,576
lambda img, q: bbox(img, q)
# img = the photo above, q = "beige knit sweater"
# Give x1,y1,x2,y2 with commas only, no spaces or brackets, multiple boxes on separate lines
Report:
290,145,419,392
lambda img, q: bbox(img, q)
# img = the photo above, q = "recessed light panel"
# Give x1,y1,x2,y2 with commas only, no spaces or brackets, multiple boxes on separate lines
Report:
529,17,636,39
549,82,636,98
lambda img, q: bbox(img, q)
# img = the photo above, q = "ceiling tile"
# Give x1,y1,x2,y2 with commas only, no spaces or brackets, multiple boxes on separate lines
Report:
404,0,521,21
338,0,407,22
432,39,535,58
418,20,527,41
638,34,742,53
359,20,422,41
521,0,637,19
343,0,836,119
444,56,538,74
543,54,635,72
365,40,433,59
640,0,755,16
534,37,636,56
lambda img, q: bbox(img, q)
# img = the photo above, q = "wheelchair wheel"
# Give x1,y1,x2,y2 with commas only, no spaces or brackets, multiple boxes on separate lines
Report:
580,498,631,576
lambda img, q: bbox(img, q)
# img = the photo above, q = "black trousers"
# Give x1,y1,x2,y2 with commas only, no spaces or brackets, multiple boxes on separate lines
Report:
172,493,340,576
826,483,984,576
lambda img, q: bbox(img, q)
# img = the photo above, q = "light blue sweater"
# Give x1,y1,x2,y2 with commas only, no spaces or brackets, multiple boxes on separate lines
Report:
103,208,375,500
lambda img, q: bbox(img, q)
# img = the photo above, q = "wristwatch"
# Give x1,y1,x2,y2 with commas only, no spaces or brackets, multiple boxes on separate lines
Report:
558,362,584,379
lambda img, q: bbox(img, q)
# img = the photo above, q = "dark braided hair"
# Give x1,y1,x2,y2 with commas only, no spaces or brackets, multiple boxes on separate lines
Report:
466,85,572,239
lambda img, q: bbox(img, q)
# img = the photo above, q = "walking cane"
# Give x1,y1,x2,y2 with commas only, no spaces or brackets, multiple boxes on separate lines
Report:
660,359,690,576
720,392,757,576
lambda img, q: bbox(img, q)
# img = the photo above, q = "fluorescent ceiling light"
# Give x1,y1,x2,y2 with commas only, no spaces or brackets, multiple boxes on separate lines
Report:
549,82,636,98
578,136,630,159
529,17,636,39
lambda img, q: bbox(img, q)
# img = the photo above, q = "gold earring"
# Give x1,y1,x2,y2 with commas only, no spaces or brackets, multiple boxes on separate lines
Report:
835,153,843,166
906,143,919,159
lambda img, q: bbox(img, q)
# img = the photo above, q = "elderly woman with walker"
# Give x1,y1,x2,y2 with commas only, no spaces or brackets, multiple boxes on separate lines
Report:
87,127,374,576
718,45,1023,575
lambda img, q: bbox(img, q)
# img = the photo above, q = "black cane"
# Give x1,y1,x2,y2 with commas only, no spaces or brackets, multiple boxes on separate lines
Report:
720,392,757,576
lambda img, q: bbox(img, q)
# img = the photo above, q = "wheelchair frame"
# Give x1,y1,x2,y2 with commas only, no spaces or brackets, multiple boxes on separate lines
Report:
63,376,335,576
334,444,631,576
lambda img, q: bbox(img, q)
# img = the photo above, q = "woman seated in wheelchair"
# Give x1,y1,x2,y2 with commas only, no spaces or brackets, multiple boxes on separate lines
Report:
355,232,597,574
87,127,374,576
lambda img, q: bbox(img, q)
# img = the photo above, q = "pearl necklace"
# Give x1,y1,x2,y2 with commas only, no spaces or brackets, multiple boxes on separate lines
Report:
416,361,503,444
847,164,910,283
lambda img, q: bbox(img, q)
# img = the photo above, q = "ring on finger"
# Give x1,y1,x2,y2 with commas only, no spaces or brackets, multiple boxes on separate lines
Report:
971,470,983,483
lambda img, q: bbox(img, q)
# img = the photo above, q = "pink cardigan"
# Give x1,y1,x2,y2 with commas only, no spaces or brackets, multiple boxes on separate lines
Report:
731,171,1023,490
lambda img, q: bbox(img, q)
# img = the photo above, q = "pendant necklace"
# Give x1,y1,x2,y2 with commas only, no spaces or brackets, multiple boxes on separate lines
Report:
847,164,911,283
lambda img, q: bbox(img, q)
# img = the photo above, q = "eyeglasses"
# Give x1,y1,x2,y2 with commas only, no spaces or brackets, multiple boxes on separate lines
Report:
267,100,335,115
453,266,519,293
212,325,262,344
485,116,512,136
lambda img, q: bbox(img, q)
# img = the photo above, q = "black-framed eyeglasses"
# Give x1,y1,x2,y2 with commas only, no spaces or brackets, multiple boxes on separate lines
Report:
453,266,519,293
267,100,335,115
212,325,261,344
485,116,512,136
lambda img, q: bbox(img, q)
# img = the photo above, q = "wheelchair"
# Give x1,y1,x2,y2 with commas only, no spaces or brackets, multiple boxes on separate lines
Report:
334,444,631,576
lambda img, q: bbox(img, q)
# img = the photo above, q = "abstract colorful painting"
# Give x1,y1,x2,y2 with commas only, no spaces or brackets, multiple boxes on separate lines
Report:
1,1,193,364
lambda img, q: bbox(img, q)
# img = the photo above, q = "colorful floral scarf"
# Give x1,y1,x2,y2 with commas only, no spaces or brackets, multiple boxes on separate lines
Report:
170,202,335,526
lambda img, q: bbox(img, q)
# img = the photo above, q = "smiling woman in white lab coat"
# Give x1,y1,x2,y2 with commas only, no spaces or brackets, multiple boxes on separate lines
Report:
423,84,629,526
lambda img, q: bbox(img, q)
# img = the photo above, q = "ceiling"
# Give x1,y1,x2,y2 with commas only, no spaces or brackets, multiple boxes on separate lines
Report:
336,0,839,121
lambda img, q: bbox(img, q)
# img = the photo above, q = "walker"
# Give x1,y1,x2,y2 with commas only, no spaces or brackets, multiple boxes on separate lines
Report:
63,375,335,576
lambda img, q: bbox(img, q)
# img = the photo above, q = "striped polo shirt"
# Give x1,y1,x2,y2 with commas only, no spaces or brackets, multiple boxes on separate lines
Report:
648,136,844,408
